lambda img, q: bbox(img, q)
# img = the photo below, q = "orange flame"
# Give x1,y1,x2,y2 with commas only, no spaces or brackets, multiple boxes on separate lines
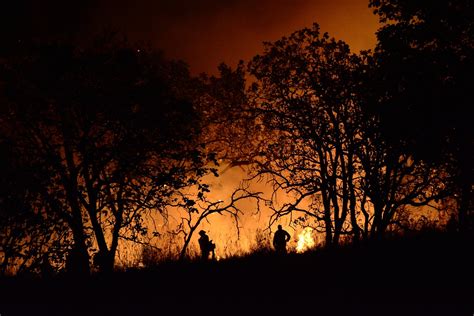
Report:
296,227,315,253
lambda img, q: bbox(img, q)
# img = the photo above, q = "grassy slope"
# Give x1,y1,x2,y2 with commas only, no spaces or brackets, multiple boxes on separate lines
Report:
1,231,472,315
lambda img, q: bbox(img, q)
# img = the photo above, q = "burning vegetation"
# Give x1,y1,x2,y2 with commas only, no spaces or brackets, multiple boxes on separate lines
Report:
1,0,472,277
296,227,316,253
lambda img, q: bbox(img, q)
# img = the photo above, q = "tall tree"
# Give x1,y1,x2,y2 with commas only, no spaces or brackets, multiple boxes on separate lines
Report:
248,24,366,246
248,23,447,245
0,38,210,274
370,0,474,232
194,62,265,166
169,63,263,259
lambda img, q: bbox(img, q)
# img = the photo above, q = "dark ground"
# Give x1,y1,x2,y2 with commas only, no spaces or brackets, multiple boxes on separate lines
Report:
1,232,473,316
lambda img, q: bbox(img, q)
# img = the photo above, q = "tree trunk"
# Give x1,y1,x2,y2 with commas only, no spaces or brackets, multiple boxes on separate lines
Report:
458,137,472,233
66,189,90,276
179,216,205,260
61,116,90,276
108,203,124,274
69,224,90,276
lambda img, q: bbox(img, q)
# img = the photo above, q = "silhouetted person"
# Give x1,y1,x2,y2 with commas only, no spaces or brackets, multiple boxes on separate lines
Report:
40,253,54,279
273,225,291,254
198,230,216,260
446,214,458,234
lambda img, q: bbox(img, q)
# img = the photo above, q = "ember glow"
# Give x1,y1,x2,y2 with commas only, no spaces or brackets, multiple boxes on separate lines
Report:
296,227,315,253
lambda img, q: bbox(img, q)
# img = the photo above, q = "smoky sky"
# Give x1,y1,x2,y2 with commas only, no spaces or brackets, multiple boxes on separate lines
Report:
3,0,379,74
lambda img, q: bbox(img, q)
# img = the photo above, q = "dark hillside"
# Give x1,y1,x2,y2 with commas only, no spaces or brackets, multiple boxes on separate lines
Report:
1,232,472,315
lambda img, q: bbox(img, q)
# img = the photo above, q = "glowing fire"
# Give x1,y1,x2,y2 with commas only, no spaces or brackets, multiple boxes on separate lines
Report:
296,227,315,253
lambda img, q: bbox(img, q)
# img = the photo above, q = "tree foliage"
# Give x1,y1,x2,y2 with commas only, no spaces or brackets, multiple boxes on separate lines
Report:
370,0,474,231
0,38,212,275
248,24,447,245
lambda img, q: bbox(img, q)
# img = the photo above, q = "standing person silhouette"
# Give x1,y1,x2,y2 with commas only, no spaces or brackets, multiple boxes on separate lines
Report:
273,225,291,254
446,214,458,234
40,253,54,279
198,230,215,260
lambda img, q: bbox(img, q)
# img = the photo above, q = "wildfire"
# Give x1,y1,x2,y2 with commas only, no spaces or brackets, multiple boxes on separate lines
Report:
296,227,315,253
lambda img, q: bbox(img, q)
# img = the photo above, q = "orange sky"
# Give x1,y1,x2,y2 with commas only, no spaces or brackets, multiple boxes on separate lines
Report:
89,0,380,74
7,0,380,74
6,0,381,258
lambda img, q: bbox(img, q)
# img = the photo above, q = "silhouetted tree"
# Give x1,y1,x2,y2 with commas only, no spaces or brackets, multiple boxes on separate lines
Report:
0,37,212,274
369,0,474,232
247,23,448,245
0,139,70,275
161,62,264,260
173,181,261,260
194,62,265,168
248,24,366,247
355,102,449,239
